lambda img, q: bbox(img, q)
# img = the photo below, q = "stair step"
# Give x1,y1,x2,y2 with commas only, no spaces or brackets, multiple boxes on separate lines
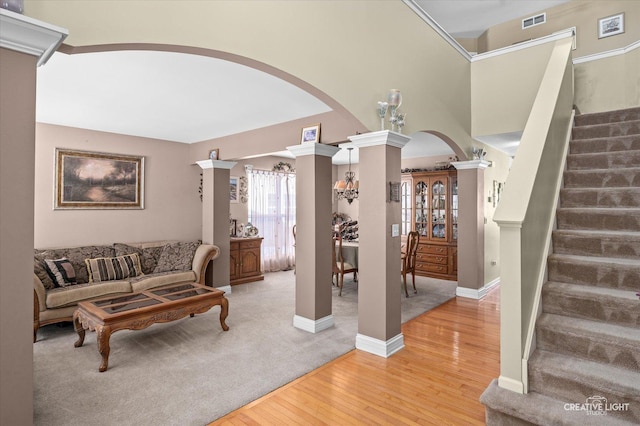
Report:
574,107,640,127
552,229,640,259
542,281,640,327
528,350,640,424
567,150,640,170
560,188,640,208
570,135,640,154
481,379,635,426
556,207,640,232
536,313,640,372
548,254,640,291
563,168,640,188
572,119,640,140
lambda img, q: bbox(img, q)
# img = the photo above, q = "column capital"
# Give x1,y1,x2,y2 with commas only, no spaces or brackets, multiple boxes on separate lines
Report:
287,142,340,158
196,159,237,170
0,8,68,66
451,159,491,170
348,130,411,149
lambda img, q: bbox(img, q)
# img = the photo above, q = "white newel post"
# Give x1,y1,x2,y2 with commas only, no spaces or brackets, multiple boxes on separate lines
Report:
197,159,237,290
350,131,410,357
287,142,340,333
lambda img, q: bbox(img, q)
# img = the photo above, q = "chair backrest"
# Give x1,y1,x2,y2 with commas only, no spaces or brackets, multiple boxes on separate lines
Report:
332,234,344,272
292,225,296,243
405,231,420,270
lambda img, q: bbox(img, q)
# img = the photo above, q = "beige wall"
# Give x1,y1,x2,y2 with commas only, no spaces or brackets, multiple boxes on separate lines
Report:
479,0,640,57
35,124,201,248
0,48,37,426
27,0,475,160
574,46,640,114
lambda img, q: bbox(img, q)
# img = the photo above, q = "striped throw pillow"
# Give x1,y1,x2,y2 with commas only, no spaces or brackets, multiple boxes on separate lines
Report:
85,253,143,283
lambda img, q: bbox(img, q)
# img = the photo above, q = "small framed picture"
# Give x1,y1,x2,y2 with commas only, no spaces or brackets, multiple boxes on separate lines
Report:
209,149,220,160
598,13,624,39
301,123,320,143
230,176,239,203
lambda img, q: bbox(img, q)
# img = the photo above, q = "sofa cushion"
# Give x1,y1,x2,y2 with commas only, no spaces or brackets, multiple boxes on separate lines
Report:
34,251,57,290
35,245,115,284
46,280,132,309
153,241,200,273
85,253,143,283
113,243,163,275
129,270,197,293
44,258,77,287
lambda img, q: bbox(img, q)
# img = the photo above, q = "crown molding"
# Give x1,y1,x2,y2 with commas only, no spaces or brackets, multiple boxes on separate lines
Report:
573,40,640,64
0,8,68,66
286,142,340,158
196,159,237,170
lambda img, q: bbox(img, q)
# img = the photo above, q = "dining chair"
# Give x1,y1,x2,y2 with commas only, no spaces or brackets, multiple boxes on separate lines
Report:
401,231,420,297
292,225,296,274
332,235,358,296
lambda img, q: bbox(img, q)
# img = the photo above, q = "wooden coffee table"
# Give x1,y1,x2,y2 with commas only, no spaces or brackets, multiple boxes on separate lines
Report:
73,282,229,372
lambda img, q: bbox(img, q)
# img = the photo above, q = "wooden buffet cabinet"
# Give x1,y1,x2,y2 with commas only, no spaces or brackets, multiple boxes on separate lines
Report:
401,169,458,281
230,237,264,285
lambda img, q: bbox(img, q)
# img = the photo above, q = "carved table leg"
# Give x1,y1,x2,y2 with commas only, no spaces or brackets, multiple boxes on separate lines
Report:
73,312,85,348
96,326,112,372
219,297,230,331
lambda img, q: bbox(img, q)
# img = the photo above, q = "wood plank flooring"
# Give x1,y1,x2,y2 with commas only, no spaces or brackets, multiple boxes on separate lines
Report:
210,287,500,425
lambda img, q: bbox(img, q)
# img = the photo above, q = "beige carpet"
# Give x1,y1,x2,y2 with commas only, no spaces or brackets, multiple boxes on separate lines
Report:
34,270,456,425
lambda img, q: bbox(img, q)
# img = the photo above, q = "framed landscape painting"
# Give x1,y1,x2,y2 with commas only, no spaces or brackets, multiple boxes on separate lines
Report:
55,148,144,209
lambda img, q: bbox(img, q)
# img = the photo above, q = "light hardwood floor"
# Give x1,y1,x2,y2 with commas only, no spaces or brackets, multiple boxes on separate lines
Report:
211,287,500,425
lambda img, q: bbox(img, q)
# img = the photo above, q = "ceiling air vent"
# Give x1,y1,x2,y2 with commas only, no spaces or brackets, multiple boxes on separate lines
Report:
522,13,546,29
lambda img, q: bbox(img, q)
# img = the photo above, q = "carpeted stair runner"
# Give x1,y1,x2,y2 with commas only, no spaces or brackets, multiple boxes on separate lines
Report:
482,106,640,425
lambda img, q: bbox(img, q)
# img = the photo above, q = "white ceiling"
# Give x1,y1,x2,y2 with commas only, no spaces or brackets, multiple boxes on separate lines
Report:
35,0,570,164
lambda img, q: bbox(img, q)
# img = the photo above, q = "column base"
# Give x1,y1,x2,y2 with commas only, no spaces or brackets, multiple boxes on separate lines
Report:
355,332,404,358
293,314,334,333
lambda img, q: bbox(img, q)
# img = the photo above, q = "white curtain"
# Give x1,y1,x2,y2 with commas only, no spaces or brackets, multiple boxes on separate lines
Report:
248,169,296,272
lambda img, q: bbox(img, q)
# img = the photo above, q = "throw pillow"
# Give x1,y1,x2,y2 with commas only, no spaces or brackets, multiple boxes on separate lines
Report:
86,253,144,283
153,241,200,273
34,250,57,290
113,243,163,275
44,258,77,287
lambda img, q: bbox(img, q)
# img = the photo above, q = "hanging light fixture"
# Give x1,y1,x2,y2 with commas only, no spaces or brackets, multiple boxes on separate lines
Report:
334,147,359,204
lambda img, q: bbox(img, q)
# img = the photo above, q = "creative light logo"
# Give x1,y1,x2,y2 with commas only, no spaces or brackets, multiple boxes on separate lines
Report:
564,396,630,416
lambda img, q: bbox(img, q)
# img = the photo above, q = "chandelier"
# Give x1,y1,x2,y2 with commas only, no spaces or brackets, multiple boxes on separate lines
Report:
334,147,359,204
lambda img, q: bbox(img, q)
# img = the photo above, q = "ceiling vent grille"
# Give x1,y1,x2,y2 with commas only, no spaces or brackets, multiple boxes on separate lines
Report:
522,13,546,29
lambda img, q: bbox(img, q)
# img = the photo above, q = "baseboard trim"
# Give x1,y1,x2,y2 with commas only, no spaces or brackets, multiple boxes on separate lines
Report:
293,314,334,333
498,375,525,394
355,333,405,358
456,278,500,300
216,285,232,294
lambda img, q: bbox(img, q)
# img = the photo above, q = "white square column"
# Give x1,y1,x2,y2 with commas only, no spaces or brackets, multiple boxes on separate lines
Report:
349,131,410,357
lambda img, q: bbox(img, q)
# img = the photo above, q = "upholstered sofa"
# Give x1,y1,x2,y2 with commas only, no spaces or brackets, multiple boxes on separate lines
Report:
33,240,220,342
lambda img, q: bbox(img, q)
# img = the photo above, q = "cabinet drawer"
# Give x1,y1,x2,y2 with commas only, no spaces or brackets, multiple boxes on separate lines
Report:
416,253,447,265
416,262,447,274
239,240,261,249
418,244,448,255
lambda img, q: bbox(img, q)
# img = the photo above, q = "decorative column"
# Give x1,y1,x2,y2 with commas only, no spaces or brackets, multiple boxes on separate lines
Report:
196,159,237,289
0,9,67,425
350,130,410,357
451,159,491,298
287,142,340,333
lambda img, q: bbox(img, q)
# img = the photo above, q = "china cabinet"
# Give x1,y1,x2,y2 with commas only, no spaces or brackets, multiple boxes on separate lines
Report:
401,170,458,280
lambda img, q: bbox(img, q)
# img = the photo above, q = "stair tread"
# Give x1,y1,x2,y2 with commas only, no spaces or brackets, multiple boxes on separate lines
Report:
568,149,640,157
553,229,640,236
557,207,640,212
530,350,640,394
481,380,635,426
538,313,640,343
545,281,639,301
549,253,640,266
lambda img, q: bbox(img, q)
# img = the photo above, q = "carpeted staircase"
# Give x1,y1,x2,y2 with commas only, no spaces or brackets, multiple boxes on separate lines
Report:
482,106,640,425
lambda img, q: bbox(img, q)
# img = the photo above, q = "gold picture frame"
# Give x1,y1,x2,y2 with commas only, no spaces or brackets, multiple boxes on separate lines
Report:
55,148,144,209
209,148,220,160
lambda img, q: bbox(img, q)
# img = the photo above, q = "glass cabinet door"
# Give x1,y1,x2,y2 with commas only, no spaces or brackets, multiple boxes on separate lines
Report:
415,181,428,237
400,179,411,235
431,180,446,240
451,177,458,241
